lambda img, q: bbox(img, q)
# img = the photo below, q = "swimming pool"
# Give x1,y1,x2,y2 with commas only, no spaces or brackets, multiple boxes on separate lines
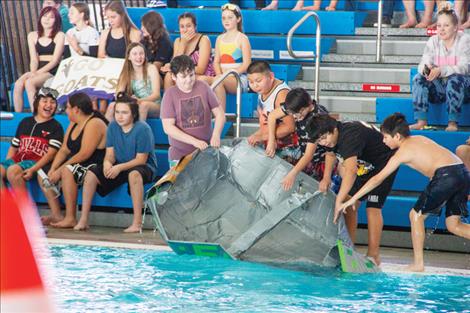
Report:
44,244,469,313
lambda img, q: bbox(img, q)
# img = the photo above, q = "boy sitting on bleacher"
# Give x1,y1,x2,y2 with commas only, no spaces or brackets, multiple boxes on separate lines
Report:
0,87,63,199
75,93,158,233
246,61,298,165
161,55,225,167
265,88,336,192
340,113,470,272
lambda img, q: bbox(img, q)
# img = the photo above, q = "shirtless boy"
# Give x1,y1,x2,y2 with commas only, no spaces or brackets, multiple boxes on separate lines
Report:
340,113,470,272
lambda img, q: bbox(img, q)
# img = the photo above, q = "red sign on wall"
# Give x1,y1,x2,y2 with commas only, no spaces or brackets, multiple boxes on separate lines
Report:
362,84,400,92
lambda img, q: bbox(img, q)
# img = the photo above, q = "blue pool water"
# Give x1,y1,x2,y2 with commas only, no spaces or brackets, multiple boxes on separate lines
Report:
45,244,469,313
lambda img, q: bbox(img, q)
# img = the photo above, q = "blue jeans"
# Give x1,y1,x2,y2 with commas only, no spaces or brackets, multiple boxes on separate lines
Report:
412,73,470,122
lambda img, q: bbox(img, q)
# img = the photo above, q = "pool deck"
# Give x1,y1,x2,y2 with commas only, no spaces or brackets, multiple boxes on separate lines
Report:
45,226,470,276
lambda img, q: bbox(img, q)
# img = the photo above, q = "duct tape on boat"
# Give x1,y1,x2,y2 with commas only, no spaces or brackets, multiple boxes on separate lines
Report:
362,84,400,92
279,50,315,60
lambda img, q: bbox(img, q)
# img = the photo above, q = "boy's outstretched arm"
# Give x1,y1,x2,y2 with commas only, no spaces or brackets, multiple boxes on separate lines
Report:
339,155,402,213
333,156,358,223
282,142,316,191
210,106,226,148
265,108,287,157
319,152,336,193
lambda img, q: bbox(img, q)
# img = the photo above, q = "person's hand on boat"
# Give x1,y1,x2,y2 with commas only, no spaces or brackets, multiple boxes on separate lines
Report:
193,139,209,150
281,171,297,191
210,135,220,148
334,198,357,223
318,177,331,194
247,133,263,146
265,139,277,158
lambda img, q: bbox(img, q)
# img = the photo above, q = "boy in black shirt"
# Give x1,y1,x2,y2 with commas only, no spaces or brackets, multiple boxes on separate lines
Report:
307,115,397,266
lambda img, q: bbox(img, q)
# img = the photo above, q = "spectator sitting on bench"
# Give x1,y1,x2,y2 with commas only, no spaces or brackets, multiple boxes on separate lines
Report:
262,0,338,11
140,11,173,87
265,88,337,192
340,113,470,272
63,2,99,58
105,43,161,121
1,88,63,200
161,55,225,167
47,93,108,228
246,61,298,165
96,0,141,113
75,93,158,232
160,12,215,90
211,3,252,111
410,5,470,131
13,6,65,112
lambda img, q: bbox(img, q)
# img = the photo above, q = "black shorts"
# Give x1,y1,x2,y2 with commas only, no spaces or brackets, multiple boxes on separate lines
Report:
414,164,469,218
90,164,154,197
349,167,398,209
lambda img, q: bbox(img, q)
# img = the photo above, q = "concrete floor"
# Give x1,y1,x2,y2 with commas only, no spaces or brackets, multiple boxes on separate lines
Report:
45,226,470,275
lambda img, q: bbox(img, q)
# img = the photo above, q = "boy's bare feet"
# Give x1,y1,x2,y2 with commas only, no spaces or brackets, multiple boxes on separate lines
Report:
73,221,89,231
400,20,417,28
325,6,336,11
41,214,63,226
123,224,142,233
445,122,458,132
409,120,427,130
262,2,278,10
367,254,381,266
51,218,77,228
405,262,425,272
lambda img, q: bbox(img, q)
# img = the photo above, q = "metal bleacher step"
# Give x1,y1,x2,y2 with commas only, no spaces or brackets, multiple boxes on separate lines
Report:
335,39,426,56
290,80,411,93
321,54,421,64
304,66,411,84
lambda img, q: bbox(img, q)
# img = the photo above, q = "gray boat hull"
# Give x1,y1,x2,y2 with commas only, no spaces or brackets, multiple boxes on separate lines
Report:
147,140,354,272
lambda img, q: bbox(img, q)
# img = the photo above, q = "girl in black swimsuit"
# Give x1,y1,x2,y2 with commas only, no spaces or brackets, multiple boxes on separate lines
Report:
13,6,65,112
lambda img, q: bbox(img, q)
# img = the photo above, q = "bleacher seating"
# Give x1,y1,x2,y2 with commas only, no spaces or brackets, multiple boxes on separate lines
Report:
128,8,366,36
0,112,231,209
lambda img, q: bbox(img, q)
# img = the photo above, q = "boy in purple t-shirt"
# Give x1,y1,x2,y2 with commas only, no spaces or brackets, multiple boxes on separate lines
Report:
161,55,225,165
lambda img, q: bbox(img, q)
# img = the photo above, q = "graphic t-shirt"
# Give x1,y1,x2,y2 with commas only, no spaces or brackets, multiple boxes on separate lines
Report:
160,80,220,160
11,116,64,162
333,121,393,176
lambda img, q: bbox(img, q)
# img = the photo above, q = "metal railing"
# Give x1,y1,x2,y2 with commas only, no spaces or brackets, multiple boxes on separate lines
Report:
376,0,383,63
211,70,242,138
286,12,321,103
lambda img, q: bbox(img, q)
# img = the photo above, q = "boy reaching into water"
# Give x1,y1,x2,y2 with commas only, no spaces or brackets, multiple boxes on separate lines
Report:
340,113,470,272
161,55,225,166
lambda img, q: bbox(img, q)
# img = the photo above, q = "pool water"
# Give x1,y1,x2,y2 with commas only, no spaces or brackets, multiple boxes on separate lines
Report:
44,244,469,313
